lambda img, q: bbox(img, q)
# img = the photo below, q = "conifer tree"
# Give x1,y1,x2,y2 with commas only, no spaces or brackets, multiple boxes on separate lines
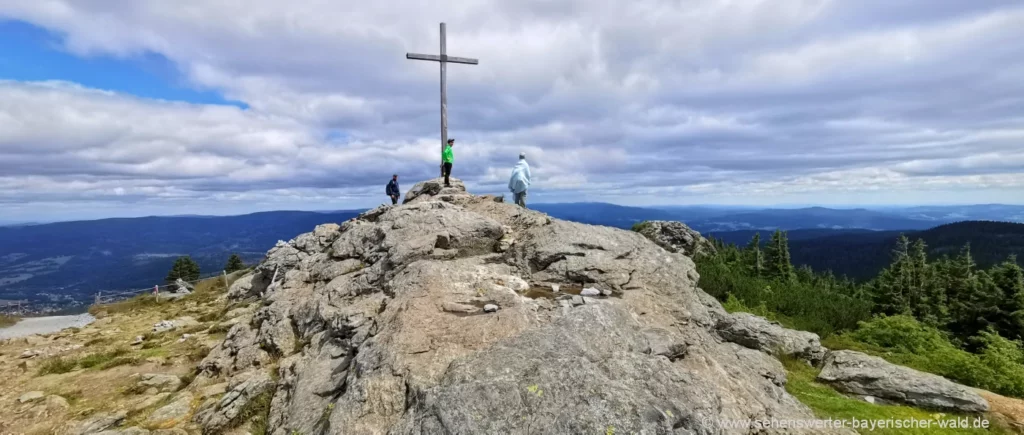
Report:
764,229,794,281
224,253,246,273
745,233,764,277
166,256,201,284
992,255,1024,341
873,235,912,316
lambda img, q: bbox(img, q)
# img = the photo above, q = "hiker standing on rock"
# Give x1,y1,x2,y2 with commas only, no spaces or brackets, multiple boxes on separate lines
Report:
386,174,400,205
508,152,532,208
442,138,455,187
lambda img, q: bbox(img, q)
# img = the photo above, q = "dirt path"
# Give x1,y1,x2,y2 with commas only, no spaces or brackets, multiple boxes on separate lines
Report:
0,314,95,339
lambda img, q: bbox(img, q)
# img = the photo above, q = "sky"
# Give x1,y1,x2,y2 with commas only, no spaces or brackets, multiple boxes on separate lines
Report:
1,0,1023,222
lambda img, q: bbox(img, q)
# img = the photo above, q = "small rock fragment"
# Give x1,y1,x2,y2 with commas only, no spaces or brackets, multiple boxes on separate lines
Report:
19,391,45,403
483,304,499,313
551,284,560,293
601,289,613,297
132,335,144,345
571,296,584,306
581,288,600,296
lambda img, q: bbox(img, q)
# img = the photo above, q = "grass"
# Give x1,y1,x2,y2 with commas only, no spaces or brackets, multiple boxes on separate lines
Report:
0,314,19,328
37,357,77,376
230,390,274,435
79,348,130,368
782,356,1009,434
89,294,163,317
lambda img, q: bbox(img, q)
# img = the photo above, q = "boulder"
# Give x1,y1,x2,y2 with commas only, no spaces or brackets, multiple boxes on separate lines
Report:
146,392,194,426
817,350,989,413
65,411,128,435
402,177,469,204
634,220,716,258
716,312,826,363
139,373,182,393
197,181,852,434
173,278,194,294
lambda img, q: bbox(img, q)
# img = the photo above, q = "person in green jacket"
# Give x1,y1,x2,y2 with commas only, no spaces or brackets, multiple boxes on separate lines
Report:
442,138,455,187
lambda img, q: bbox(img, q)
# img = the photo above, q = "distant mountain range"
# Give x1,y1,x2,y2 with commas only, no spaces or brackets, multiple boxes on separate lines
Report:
2,202,1023,309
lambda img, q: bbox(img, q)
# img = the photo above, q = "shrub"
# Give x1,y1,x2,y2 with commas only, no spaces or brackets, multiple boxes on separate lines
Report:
850,314,949,354
697,257,872,337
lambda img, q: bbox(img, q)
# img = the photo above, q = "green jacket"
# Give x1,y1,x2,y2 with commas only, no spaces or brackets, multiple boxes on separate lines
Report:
442,145,454,163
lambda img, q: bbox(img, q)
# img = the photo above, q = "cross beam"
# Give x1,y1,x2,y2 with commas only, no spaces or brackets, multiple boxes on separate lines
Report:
406,23,479,175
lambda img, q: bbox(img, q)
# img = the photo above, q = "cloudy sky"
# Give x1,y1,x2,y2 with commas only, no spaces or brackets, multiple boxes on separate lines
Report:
1,1,1023,222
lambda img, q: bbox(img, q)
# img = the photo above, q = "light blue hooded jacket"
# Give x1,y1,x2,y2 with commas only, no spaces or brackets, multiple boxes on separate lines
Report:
508,159,531,194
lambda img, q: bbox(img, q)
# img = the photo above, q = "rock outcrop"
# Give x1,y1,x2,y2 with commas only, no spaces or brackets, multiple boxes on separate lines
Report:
817,350,989,413
716,312,827,364
194,179,852,434
634,220,716,258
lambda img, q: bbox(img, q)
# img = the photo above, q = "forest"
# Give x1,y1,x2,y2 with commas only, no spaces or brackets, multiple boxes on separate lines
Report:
693,228,1024,398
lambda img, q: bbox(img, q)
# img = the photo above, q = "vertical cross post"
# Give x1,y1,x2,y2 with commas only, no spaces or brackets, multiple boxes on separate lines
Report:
406,23,479,176
440,22,447,176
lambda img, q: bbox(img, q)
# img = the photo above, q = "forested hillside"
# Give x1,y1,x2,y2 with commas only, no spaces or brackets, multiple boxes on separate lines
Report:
692,226,1024,398
712,221,1024,281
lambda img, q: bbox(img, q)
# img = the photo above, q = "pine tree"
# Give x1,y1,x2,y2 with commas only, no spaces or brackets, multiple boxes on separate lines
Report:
992,255,1024,341
745,233,764,277
910,238,946,326
166,256,201,284
873,235,912,316
945,243,1002,345
224,254,246,273
764,229,794,281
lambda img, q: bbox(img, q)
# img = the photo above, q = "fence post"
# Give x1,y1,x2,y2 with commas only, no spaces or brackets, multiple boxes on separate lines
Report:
223,270,229,289
96,291,101,305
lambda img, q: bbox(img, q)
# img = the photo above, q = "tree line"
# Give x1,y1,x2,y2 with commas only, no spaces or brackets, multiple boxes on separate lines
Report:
700,228,1024,349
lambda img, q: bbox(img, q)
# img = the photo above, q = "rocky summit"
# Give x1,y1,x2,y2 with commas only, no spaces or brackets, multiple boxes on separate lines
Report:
192,177,853,435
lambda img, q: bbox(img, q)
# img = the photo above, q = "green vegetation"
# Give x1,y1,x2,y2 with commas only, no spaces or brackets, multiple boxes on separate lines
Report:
0,314,19,328
165,255,201,284
36,347,142,375
699,230,871,337
825,316,1024,398
225,253,247,273
78,347,130,368
701,230,1024,399
782,356,1007,434
232,390,274,435
630,221,653,233
89,293,162,317
37,357,77,376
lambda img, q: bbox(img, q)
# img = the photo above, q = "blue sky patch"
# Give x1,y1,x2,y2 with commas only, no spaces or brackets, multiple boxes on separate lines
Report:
0,19,246,108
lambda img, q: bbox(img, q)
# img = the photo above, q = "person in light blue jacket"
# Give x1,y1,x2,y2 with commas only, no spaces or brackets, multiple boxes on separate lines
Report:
508,152,532,208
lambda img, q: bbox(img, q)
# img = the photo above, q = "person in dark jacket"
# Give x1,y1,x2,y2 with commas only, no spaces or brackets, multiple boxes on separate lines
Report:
386,174,400,205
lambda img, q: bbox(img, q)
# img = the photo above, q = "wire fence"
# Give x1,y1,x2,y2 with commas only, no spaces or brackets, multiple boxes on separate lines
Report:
92,271,232,305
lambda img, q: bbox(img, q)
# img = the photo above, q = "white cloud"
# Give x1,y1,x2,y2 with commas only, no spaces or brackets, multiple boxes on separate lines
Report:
0,0,1023,220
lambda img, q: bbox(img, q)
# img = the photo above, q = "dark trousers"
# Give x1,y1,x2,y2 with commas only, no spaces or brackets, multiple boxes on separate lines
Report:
442,162,453,185
390,195,398,205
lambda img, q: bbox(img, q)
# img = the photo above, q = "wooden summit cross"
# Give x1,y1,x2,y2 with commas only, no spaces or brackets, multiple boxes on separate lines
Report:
406,23,479,176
